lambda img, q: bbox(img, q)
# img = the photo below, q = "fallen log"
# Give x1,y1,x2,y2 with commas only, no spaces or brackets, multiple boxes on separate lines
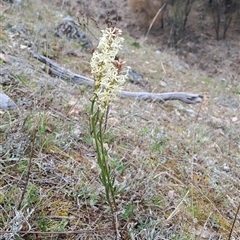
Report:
32,52,203,104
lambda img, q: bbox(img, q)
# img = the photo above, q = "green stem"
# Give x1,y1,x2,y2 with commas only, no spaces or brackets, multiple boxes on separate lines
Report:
90,97,117,214
99,114,117,212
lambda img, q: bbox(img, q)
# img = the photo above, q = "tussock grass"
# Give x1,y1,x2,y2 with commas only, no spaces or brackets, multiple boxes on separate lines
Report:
0,0,240,239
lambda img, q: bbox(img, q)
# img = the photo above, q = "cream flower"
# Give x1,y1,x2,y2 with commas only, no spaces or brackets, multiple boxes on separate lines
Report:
90,27,127,112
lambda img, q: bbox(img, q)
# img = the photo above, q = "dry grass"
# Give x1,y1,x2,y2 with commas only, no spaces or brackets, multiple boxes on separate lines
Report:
1,0,240,239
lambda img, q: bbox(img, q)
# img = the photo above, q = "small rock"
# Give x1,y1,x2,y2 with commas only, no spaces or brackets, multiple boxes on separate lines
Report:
72,128,82,138
169,60,189,71
155,50,162,55
55,17,93,52
231,117,238,122
222,163,230,172
0,92,17,110
127,69,148,87
6,25,29,37
185,108,197,116
159,81,167,87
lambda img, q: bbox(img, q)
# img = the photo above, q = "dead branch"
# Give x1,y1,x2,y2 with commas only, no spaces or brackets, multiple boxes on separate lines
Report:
118,91,202,104
32,52,203,104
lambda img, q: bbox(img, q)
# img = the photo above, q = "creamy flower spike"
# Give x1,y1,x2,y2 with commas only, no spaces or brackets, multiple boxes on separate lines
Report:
90,27,127,112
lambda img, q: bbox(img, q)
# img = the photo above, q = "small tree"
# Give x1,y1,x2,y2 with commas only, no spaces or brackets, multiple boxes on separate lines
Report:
209,0,238,40
169,0,196,46
223,0,238,39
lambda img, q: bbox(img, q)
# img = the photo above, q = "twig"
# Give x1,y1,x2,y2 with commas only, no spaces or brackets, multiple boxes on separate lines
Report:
0,228,115,235
228,203,240,240
17,128,37,210
165,190,189,223
160,59,166,76
144,3,167,40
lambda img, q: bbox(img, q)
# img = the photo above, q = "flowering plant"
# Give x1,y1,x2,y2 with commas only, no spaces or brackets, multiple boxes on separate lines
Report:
90,27,126,113
90,27,127,214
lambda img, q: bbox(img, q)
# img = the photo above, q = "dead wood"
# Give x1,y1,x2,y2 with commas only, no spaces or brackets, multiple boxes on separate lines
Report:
32,52,203,104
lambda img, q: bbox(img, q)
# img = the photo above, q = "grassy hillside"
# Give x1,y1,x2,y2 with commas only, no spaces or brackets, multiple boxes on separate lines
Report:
1,0,240,239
